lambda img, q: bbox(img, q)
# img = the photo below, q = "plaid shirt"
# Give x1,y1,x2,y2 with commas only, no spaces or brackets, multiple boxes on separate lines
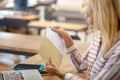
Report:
65,32,120,80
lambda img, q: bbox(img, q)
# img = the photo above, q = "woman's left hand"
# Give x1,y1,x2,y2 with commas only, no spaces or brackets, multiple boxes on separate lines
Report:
46,58,65,79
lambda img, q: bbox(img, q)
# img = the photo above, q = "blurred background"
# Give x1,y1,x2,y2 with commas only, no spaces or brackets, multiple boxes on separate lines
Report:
0,0,93,70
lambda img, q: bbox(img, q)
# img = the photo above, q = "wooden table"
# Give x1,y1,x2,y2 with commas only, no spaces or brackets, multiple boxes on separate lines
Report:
4,14,39,20
0,10,39,20
0,10,39,34
28,21,87,35
21,41,90,80
0,32,41,56
0,31,90,57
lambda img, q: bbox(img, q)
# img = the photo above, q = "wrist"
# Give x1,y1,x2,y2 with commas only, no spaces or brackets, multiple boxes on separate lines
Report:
65,38,74,48
56,70,65,79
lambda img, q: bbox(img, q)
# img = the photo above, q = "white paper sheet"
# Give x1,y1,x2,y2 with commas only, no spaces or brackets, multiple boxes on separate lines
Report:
46,27,65,55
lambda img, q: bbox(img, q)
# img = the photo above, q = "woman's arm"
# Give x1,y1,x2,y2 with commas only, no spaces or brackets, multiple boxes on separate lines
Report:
52,27,89,72
67,44,89,72
63,44,120,80
46,27,89,80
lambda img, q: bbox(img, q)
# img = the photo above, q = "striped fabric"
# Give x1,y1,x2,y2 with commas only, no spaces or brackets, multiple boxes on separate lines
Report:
65,31,120,80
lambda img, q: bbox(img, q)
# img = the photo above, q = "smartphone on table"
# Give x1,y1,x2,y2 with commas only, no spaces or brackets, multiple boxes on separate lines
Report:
13,63,48,75
13,63,44,71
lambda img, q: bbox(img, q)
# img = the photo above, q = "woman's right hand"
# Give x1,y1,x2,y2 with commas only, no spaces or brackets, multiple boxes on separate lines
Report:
52,26,74,48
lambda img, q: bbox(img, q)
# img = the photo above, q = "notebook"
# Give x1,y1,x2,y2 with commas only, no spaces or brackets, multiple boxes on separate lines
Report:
0,70,43,80
38,27,66,67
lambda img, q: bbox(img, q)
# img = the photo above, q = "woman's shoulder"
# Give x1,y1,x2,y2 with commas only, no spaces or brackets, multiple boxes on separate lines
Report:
104,40,120,59
114,40,120,53
108,39,120,52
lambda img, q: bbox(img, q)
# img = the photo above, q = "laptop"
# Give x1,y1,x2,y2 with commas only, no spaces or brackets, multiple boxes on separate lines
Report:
0,70,43,80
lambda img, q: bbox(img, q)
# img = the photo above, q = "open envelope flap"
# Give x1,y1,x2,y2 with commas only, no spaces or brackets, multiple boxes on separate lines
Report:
38,36,63,67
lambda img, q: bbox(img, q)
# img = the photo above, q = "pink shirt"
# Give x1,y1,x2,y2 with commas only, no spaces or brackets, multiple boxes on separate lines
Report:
65,32,120,80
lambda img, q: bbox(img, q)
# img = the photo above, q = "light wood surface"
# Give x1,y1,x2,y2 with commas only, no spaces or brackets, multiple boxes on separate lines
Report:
0,32,41,53
0,64,10,71
28,21,87,31
21,41,90,80
5,14,39,20
0,10,39,20
0,31,89,55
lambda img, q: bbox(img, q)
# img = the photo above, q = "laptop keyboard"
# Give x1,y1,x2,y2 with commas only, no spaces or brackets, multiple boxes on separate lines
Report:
2,72,24,80
0,72,4,80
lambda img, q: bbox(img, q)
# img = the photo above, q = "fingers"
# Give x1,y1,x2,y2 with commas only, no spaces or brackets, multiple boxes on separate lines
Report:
46,62,48,70
46,62,52,71
46,58,59,75
49,57,56,67
52,27,59,32
53,26,60,29
52,26,63,31
49,57,52,64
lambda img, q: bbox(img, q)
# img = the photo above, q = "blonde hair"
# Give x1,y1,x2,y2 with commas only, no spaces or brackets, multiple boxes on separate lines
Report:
88,0,120,54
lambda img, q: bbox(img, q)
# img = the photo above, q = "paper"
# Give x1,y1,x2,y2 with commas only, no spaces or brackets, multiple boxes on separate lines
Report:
46,27,65,55
38,27,65,67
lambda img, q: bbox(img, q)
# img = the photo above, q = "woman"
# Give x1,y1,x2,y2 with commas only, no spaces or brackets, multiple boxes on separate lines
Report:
46,0,120,80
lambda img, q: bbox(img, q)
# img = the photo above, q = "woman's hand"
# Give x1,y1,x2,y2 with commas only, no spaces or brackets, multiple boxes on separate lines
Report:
46,58,65,79
52,26,74,48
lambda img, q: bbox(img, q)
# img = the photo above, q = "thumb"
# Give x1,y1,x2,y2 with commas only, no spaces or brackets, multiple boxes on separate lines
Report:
49,57,56,67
